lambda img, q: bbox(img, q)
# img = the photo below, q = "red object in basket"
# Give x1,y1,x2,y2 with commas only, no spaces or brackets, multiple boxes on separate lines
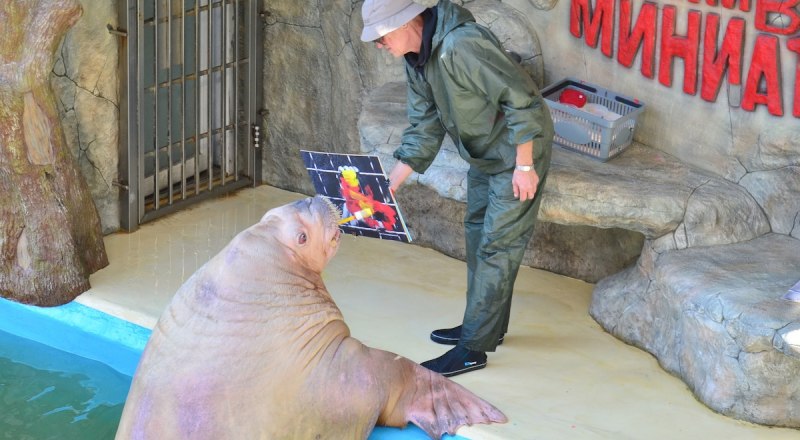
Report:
559,88,587,108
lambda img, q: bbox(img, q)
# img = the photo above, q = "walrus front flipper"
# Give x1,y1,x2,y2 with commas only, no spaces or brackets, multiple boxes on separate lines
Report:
373,355,507,440
327,334,506,439
407,365,507,439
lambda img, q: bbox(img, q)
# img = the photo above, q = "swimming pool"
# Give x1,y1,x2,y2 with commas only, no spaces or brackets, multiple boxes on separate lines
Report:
0,298,468,439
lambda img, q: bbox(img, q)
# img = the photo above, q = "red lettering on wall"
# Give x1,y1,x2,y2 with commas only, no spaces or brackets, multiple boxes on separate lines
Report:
659,7,702,95
742,34,783,116
701,15,746,102
570,0,615,57
618,1,658,78
568,0,797,118
754,0,800,35
687,0,750,10
721,0,751,11
788,37,800,117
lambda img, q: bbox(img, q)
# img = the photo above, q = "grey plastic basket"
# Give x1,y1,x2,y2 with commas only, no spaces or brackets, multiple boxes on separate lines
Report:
541,77,644,161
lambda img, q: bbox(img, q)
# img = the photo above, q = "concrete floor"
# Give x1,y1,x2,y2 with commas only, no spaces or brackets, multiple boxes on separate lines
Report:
77,186,797,440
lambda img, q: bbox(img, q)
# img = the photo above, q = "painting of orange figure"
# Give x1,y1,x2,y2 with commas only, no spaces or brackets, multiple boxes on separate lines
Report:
301,150,411,243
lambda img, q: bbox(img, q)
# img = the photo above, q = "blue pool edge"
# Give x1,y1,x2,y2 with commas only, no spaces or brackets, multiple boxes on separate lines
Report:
0,297,150,377
0,297,471,440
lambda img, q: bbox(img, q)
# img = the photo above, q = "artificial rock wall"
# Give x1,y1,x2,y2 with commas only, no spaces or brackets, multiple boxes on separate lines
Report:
52,0,120,233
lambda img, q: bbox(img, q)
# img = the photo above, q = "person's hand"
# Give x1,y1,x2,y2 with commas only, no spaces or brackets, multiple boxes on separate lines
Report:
388,162,414,194
512,167,539,201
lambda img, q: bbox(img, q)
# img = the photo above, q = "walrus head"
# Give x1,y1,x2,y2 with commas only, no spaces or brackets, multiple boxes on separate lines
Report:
259,196,343,273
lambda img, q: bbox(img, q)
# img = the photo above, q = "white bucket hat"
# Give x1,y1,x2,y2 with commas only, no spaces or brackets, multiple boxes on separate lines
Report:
361,0,427,42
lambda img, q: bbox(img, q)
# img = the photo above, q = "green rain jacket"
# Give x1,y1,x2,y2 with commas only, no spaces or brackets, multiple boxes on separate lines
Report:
393,1,553,175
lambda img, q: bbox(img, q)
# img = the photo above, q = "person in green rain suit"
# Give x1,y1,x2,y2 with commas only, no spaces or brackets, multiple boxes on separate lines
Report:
361,0,554,377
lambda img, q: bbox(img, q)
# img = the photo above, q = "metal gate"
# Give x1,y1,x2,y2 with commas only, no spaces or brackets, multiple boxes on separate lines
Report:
116,0,263,231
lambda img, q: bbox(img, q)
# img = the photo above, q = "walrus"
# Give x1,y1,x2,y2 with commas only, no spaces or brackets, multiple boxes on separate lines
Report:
116,195,507,439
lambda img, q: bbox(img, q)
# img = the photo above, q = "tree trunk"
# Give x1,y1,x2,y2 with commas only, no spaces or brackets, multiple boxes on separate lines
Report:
0,0,108,306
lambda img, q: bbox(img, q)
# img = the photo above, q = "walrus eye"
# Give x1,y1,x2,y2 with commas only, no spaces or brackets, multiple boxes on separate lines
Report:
297,232,308,245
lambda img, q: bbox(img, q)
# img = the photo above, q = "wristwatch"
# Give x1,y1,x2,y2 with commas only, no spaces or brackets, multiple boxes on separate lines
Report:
515,165,534,172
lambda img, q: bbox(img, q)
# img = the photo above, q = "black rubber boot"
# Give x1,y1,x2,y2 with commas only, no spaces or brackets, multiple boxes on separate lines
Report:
430,325,504,346
420,346,488,377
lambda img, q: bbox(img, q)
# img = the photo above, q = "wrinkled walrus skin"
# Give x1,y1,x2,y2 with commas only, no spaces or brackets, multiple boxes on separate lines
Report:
116,196,507,440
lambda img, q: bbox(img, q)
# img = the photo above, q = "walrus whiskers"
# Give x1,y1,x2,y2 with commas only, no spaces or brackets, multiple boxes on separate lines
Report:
320,196,343,223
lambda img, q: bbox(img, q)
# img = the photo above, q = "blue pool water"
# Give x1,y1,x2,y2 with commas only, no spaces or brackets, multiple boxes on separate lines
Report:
0,329,130,439
0,298,147,440
0,298,468,440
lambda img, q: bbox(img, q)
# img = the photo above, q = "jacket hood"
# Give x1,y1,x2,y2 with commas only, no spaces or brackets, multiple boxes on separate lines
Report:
431,0,475,51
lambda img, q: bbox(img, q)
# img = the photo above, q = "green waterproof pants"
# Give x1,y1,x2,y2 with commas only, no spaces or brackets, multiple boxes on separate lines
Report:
460,161,550,353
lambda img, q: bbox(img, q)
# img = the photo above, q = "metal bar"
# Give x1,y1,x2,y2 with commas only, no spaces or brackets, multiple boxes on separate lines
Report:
145,60,243,90
153,0,160,210
247,0,254,179
221,0,227,185
233,0,239,180
160,123,237,150
167,0,174,205
107,24,128,37
140,177,252,225
125,0,259,228
143,2,209,24
207,0,213,191
119,0,140,231
180,0,187,200
194,0,200,195
251,0,263,184
138,0,147,218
